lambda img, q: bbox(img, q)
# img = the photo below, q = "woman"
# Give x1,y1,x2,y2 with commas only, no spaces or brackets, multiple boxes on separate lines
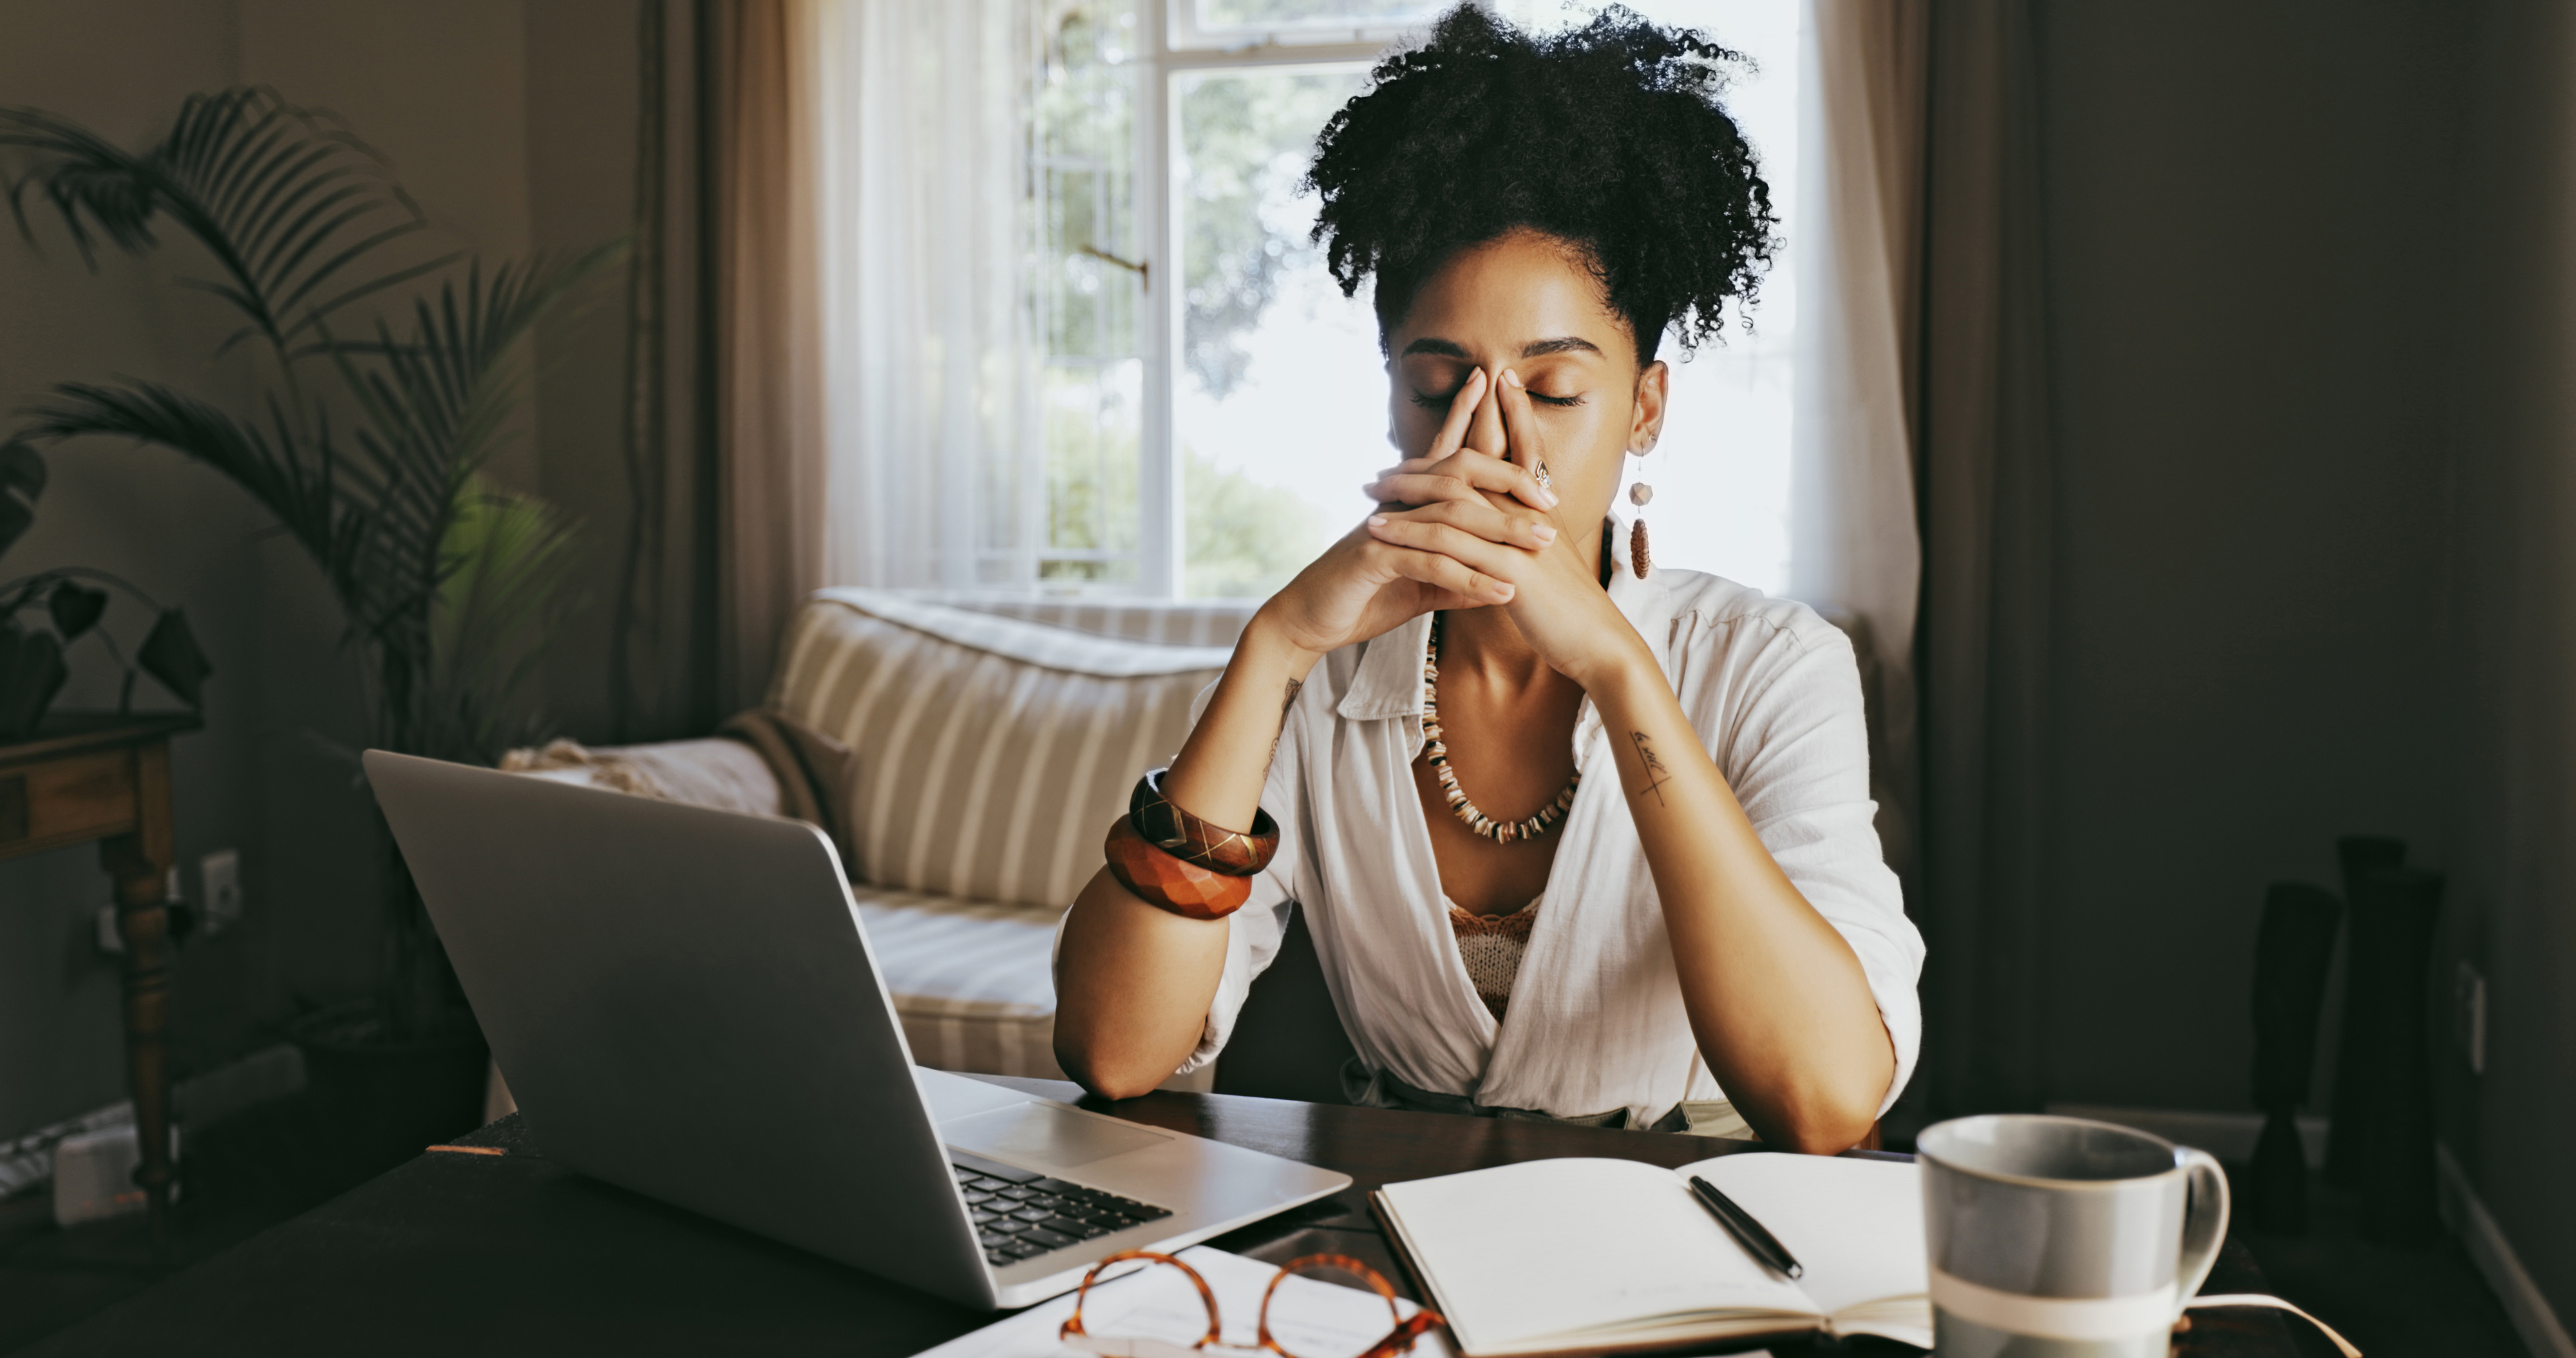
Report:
1054,5,1920,1154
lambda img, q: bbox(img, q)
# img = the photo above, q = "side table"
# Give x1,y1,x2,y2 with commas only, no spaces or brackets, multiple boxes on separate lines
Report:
0,711,198,1252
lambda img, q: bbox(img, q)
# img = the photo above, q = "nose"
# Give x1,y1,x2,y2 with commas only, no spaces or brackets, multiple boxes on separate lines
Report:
1467,367,1506,459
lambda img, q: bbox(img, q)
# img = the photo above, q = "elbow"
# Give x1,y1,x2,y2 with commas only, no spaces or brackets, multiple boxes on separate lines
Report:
1771,1107,1879,1156
1053,1035,1173,1103
1085,1073,1167,1102
1752,1080,1886,1156
1751,1021,1900,1155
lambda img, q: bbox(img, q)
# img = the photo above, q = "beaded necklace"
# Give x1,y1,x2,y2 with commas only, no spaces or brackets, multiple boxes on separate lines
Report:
1421,614,1581,843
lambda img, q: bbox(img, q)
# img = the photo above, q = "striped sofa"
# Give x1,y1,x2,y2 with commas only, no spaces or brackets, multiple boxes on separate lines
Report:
527,589,1256,1093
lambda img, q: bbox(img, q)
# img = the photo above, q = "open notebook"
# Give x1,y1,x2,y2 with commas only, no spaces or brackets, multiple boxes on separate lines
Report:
1373,1153,1929,1357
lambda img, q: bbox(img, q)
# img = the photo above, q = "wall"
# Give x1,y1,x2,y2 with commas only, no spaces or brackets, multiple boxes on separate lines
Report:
2028,0,2576,1325
2438,1,2576,1328
239,0,659,744
2030,3,2464,1111
522,0,657,743
0,0,641,1141
0,0,325,1140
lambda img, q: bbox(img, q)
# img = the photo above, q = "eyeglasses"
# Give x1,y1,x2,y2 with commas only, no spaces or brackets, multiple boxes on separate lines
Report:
1059,1250,1446,1358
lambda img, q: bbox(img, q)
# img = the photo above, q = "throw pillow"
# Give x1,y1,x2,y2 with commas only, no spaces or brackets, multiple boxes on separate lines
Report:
768,589,1232,910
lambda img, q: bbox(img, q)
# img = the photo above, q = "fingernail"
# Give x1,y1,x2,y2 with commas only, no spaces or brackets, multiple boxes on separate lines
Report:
1367,514,1388,527
1531,522,1557,543
1501,368,1522,388
1540,487,1561,507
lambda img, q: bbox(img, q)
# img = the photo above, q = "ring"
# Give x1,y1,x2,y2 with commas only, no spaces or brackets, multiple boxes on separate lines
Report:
1532,461,1552,491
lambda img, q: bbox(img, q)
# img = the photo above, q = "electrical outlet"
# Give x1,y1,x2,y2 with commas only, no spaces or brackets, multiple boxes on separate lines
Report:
94,903,124,956
200,849,241,934
2456,961,2486,1075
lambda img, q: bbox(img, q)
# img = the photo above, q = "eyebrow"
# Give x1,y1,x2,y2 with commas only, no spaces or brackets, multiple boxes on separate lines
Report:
1397,336,1604,360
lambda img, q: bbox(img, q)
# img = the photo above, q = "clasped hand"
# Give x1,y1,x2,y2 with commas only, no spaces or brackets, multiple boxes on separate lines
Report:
1253,366,1645,690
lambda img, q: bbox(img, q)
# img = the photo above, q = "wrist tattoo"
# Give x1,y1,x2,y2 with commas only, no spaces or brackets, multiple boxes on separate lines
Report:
1629,730,1673,806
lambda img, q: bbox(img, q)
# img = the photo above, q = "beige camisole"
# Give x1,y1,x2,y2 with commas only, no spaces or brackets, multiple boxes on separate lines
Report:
1448,894,1542,1021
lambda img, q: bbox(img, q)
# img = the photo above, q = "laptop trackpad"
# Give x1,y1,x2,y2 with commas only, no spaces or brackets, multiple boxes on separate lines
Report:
940,1103,1173,1169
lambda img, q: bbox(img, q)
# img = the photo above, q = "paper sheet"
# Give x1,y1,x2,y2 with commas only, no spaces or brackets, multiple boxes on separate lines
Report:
1378,1157,1817,1350
1681,1153,1926,1317
913,1246,1457,1358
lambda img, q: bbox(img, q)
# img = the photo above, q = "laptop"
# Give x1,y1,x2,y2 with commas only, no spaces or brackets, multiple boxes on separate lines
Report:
365,750,1349,1309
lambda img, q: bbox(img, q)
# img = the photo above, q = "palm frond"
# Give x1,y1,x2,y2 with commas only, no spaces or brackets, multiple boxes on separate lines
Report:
324,241,624,490
19,379,336,563
15,378,424,652
0,88,427,355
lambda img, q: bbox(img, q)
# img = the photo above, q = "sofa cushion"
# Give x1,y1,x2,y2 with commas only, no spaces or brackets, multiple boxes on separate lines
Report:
851,882,1215,1089
851,883,1068,1080
769,589,1231,909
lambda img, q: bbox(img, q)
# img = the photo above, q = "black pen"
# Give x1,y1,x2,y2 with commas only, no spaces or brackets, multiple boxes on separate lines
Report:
1687,1174,1804,1279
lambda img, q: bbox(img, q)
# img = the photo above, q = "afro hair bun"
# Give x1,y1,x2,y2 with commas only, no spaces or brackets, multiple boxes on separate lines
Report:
1305,3,1777,364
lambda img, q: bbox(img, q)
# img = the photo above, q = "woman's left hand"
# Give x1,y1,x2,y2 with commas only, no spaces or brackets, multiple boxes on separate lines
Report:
1361,368,1653,690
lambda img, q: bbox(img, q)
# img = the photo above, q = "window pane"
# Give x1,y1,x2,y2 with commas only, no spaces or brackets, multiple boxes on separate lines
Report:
1192,0,1444,33
1042,359,1144,581
1173,64,1376,599
1029,0,1144,585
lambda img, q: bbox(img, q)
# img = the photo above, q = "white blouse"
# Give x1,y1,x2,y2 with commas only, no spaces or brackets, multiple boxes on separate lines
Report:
1168,561,1924,1129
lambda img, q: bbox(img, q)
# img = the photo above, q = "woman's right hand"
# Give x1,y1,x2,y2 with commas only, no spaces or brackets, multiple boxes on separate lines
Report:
1253,368,1561,662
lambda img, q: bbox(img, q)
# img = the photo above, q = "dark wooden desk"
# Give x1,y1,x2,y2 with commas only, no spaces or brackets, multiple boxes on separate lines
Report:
20,1078,2299,1356
0,712,197,1252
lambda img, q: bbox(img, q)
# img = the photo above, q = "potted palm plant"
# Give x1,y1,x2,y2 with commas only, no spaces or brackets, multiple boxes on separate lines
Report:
1,88,609,1161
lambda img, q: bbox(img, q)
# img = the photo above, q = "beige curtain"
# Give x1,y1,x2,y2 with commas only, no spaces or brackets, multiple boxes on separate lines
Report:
1915,0,2056,1118
601,0,722,744
1790,0,1931,878
709,0,829,714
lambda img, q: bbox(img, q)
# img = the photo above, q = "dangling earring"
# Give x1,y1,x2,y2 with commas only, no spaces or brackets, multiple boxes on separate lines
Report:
1627,437,1656,578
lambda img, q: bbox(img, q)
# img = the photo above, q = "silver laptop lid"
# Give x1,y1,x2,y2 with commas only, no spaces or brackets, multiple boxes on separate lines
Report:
365,750,992,1306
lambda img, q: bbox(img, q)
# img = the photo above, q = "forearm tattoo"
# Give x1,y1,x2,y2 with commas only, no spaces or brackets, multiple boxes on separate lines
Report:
1629,730,1674,807
1267,678,1303,771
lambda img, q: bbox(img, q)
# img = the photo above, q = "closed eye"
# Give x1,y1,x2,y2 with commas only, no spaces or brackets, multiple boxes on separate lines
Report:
1409,388,1586,409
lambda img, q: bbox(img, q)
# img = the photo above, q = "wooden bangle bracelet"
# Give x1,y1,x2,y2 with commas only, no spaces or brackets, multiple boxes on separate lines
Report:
1128,768,1280,877
1103,818,1251,921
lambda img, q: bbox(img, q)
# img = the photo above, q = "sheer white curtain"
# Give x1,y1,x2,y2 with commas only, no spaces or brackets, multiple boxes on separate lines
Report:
1788,0,1928,869
811,0,1037,590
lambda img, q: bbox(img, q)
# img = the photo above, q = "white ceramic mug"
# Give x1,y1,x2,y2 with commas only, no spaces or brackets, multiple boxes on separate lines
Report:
1918,1115,2230,1357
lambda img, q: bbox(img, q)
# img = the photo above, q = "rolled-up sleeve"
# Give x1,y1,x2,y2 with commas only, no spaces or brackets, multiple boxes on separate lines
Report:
1706,616,1925,1116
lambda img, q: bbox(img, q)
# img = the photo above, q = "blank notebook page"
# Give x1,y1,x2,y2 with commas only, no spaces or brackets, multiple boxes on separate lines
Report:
1686,1152,1929,1337
1379,1157,1816,1350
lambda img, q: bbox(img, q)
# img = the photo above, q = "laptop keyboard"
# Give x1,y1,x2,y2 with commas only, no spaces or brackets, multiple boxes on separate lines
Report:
949,1151,1174,1268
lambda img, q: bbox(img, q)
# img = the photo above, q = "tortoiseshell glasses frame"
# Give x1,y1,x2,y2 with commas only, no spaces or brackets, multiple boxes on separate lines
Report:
1057,1250,1446,1358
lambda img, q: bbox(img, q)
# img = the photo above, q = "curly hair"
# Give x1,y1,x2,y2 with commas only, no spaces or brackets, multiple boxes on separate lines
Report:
1306,3,1777,366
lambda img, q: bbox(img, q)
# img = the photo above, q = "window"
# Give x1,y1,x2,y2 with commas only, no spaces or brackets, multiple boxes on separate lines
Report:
1015,1,1797,599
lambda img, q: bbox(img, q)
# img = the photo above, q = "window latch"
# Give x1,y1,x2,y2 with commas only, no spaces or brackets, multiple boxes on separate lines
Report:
1077,245,1149,290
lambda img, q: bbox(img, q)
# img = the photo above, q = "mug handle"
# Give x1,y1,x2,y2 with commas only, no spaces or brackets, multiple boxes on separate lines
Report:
2174,1147,2232,1312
